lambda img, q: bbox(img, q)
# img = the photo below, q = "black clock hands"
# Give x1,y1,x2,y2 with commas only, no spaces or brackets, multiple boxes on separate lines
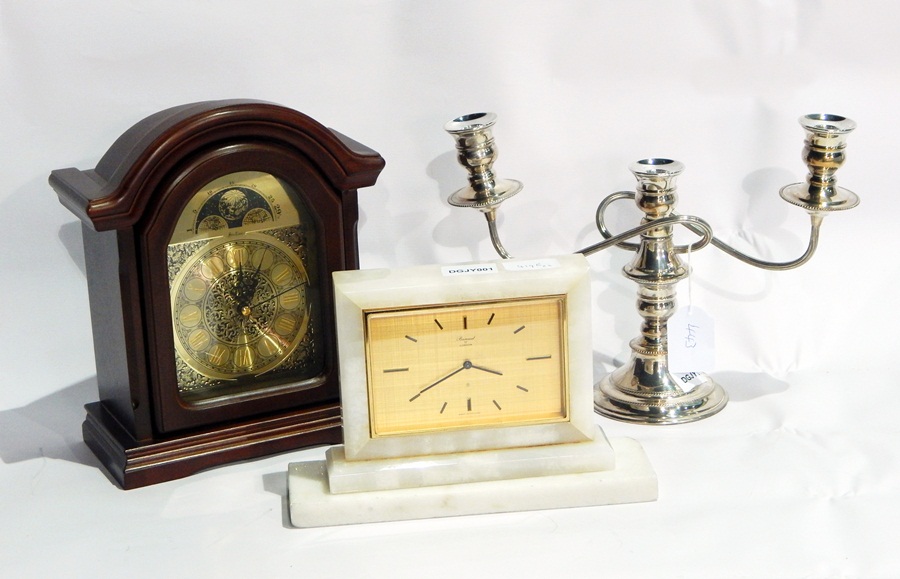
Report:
223,257,260,317
248,279,308,309
245,252,266,304
469,363,502,376
231,254,265,309
223,250,306,316
409,364,467,401
409,360,503,402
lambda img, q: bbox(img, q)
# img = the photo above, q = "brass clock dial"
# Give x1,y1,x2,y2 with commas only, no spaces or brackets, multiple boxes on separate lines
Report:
167,171,325,404
170,233,310,381
365,296,569,437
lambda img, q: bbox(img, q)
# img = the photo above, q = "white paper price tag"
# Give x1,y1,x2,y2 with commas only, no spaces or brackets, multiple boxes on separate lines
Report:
441,263,498,277
667,306,715,378
502,258,560,272
673,371,710,394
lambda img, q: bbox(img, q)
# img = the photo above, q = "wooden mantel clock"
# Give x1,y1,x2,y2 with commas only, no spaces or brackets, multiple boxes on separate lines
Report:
50,100,385,489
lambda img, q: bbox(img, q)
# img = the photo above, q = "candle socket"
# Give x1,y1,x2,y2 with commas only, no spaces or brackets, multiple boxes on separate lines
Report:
444,113,522,210
443,111,859,425
780,114,859,213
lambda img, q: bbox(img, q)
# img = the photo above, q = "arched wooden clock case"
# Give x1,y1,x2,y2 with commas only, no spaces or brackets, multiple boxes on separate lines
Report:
50,100,385,489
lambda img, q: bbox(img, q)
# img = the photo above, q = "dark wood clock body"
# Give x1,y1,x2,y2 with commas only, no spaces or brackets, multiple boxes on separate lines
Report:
50,100,384,488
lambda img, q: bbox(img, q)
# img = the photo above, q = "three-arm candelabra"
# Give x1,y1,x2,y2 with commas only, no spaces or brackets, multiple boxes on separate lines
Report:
444,112,859,425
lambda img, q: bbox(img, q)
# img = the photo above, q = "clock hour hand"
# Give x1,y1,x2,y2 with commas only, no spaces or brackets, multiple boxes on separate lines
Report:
226,260,257,312
469,363,503,376
248,279,308,309
245,251,267,304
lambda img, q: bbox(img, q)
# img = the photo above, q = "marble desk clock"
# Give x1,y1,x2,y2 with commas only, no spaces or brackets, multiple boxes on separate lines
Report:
288,255,657,527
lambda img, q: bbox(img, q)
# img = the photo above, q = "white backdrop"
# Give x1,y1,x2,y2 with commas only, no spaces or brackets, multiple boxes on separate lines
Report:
2,1,897,577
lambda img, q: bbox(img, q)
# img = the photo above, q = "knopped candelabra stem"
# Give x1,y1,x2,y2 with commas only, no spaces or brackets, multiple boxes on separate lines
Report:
444,112,858,425
592,159,728,424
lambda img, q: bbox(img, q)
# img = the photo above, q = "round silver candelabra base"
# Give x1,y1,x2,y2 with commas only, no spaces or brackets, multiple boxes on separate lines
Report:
594,367,728,425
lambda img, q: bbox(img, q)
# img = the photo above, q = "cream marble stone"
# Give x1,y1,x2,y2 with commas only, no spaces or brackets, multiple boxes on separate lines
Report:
291,256,658,528
332,255,596,461
288,437,657,527
325,426,616,494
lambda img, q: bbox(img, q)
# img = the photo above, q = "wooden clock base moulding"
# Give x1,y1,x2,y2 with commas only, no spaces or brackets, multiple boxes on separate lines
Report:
287,435,657,527
83,401,342,489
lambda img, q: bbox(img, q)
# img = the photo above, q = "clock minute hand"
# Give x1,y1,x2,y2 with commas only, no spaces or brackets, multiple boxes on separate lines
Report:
245,250,267,303
248,279,309,309
409,362,470,401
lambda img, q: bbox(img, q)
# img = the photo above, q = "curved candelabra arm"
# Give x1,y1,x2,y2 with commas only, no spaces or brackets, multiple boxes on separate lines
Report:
446,112,855,272
442,111,860,427
483,209,513,259
595,190,825,270
682,213,823,271
594,192,640,251
692,113,855,271
474,191,715,260
578,211,714,257
590,190,713,256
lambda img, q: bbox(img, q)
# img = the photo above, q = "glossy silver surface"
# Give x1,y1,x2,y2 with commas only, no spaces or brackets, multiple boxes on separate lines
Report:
444,113,520,258
444,113,523,210
779,114,859,213
444,112,859,424
592,159,727,423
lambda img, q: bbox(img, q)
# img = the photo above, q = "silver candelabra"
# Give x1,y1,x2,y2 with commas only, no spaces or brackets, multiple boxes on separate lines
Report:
444,112,859,425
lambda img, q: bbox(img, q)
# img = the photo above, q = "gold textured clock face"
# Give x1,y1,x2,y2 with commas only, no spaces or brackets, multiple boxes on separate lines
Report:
364,296,569,437
167,171,324,403
170,233,310,379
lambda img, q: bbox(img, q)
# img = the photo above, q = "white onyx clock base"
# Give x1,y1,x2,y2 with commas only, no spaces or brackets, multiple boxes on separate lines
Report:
287,255,657,527
288,436,655,527
324,425,615,493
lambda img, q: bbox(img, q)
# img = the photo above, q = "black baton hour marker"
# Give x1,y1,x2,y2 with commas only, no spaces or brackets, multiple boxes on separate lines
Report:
513,325,525,334
434,319,444,330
